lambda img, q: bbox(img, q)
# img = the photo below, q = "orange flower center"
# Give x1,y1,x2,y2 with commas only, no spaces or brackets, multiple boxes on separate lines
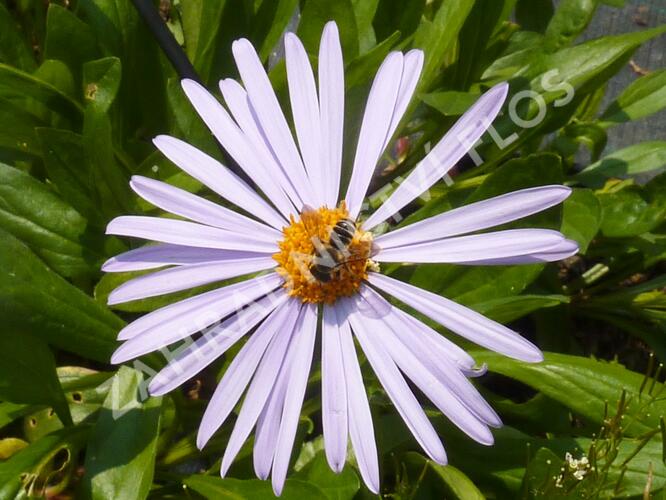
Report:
273,203,377,304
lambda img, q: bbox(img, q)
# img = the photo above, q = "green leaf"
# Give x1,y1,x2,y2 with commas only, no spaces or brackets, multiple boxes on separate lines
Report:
0,331,72,426
543,0,599,52
0,162,104,278
432,423,665,498
82,366,162,500
0,227,123,362
486,26,666,162
44,4,98,81
598,180,666,238
0,96,45,157
472,351,666,436
83,57,122,113
180,0,229,82
409,263,545,310
59,366,114,426
0,402,33,431
533,26,666,93
351,0,379,54
36,127,105,226
0,62,82,119
20,368,114,442
344,30,400,89
452,0,512,89
78,0,170,136
373,0,424,41
0,438,28,461
408,153,563,303
413,0,475,93
32,59,77,112
80,56,136,219
294,450,360,500
83,108,135,217
481,33,543,82
523,441,666,498
298,0,359,60
473,294,569,323
185,476,329,499
421,90,481,117
560,188,601,252
251,0,300,61
599,68,666,127
429,464,485,500
404,452,485,500
0,3,36,71
520,448,570,498
515,0,554,33
467,153,565,207
486,392,576,436
576,141,666,187
0,425,89,499
554,121,607,162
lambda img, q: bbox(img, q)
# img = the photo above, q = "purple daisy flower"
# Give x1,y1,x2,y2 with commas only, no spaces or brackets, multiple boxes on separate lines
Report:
104,21,578,495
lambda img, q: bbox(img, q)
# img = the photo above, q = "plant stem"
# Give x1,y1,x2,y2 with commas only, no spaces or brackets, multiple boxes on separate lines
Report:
130,0,199,82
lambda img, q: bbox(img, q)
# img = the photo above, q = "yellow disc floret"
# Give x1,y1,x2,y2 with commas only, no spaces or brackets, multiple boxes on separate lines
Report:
273,203,377,304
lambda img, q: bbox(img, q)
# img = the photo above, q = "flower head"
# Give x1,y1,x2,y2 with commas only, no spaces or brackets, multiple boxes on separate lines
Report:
104,21,577,495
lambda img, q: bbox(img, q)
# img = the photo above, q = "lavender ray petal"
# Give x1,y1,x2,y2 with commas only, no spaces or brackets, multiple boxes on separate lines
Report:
360,286,501,429
363,83,509,230
219,78,302,209
368,273,543,363
220,310,297,476
375,185,572,249
111,273,281,359
153,134,286,229
382,49,424,153
102,244,269,273
106,215,278,253
375,229,567,264
271,304,318,496
345,52,404,218
231,39,315,207
336,302,379,493
392,306,477,371
196,298,302,449
149,292,286,396
179,80,296,219
342,297,448,464
253,356,290,480
285,32,325,204
467,238,579,265
357,290,494,444
108,257,277,305
130,175,281,238
318,21,345,207
322,304,348,473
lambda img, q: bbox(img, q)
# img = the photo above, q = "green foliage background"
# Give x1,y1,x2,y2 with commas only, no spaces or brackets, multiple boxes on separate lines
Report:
0,0,665,498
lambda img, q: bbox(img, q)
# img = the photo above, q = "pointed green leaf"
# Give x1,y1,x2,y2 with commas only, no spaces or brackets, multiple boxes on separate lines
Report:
472,351,666,436
0,162,105,278
0,331,72,426
599,69,666,128
0,227,122,362
298,0,359,60
82,366,162,500
0,3,36,71
185,476,328,499
576,141,666,187
0,426,89,499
